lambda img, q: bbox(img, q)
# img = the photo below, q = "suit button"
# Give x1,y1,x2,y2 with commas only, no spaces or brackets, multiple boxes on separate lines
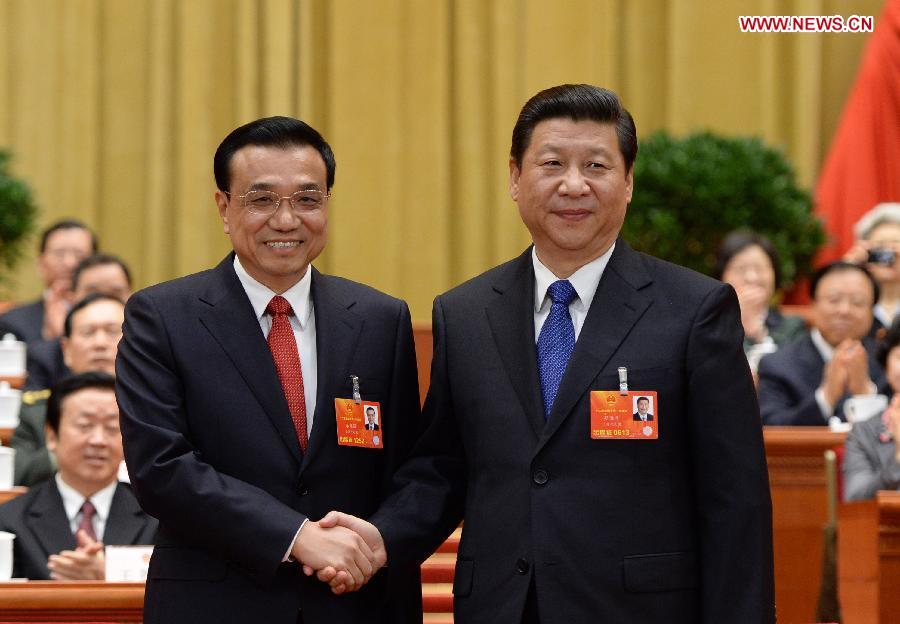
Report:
516,558,530,574
299,484,309,496
533,469,549,485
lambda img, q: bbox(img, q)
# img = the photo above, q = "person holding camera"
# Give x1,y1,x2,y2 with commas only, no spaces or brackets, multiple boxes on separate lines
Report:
844,203,900,335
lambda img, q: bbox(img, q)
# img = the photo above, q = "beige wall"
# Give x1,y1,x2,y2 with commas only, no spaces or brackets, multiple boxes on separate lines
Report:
0,0,883,321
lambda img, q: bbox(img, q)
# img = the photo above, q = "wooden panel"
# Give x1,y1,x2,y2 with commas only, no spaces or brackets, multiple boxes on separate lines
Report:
838,492,900,623
0,487,27,505
764,426,846,624
0,581,144,621
413,323,433,406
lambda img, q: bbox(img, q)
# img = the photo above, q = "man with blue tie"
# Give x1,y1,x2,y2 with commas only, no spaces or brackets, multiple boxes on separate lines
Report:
319,84,775,623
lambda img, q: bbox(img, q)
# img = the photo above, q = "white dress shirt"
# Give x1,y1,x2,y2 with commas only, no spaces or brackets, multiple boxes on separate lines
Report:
811,328,876,421
55,474,117,542
533,244,615,343
233,256,318,437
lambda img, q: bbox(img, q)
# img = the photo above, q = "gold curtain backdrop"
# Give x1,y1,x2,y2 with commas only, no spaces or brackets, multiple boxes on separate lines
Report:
0,0,883,322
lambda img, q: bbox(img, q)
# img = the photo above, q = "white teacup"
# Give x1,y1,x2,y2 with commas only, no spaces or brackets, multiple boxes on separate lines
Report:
0,447,14,490
844,394,889,423
0,531,15,581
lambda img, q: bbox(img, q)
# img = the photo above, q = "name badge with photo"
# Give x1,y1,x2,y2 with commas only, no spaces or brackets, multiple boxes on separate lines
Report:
335,398,384,449
590,390,658,440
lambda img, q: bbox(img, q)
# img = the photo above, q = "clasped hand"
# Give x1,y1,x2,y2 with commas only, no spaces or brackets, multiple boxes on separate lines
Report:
292,511,386,595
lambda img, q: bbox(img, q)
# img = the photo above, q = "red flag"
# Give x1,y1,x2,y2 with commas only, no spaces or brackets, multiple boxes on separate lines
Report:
815,0,900,263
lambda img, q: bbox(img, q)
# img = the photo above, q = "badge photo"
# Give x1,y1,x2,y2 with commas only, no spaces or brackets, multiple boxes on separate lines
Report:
590,390,658,440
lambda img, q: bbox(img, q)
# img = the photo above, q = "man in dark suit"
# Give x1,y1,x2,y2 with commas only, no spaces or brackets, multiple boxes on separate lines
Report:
23,254,132,391
364,406,380,431
115,117,422,623
0,220,96,343
633,396,653,421
12,294,125,486
758,261,883,426
0,372,156,579
319,85,774,623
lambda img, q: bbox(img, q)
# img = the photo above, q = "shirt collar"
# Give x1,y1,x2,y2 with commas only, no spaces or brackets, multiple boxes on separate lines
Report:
233,256,313,328
809,328,835,363
532,244,615,313
55,473,118,524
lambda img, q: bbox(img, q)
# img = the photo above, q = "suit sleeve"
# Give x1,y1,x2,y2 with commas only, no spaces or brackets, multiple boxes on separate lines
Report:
371,296,467,566
757,355,829,426
685,284,775,623
115,289,306,580
10,405,54,487
842,419,900,501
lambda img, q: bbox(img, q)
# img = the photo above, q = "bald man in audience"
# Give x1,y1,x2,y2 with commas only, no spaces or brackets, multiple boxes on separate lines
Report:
0,372,156,580
12,294,125,486
759,262,885,425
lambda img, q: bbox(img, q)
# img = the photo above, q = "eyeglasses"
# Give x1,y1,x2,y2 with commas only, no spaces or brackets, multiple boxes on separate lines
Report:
226,189,330,216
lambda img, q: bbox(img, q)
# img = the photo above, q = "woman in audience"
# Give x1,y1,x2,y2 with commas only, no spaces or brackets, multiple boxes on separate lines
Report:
844,203,900,334
843,318,900,501
713,230,806,372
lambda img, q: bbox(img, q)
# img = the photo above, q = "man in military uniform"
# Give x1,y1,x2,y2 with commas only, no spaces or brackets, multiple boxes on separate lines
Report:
12,294,124,486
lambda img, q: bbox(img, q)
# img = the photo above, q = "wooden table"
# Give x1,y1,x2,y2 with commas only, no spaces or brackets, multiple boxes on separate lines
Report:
764,426,846,624
0,582,144,621
839,491,900,623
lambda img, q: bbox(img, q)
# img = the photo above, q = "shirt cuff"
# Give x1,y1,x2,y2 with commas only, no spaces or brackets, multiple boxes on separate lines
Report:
815,387,834,422
283,519,308,563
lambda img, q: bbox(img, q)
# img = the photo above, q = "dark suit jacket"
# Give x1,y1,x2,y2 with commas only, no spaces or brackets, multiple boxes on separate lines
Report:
0,479,157,579
365,423,380,430
633,412,654,421
115,255,423,624
373,242,775,623
757,333,885,426
24,339,69,391
10,397,56,486
0,299,44,343
842,409,900,501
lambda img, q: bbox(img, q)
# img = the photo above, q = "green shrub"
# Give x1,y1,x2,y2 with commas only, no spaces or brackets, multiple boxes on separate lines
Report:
0,150,38,290
622,131,825,288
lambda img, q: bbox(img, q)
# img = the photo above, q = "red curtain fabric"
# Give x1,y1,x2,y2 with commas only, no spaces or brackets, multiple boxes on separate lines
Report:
814,0,900,263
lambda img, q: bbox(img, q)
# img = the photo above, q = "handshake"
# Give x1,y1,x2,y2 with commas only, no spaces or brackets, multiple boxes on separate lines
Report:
291,511,385,594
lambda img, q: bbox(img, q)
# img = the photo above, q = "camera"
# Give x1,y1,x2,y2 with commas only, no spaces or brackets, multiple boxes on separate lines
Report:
868,248,897,266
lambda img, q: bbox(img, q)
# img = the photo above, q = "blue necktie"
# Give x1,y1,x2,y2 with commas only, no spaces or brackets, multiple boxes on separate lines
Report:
537,280,577,419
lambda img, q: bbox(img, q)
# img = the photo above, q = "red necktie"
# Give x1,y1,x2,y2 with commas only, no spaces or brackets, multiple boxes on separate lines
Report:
77,500,97,541
266,296,308,452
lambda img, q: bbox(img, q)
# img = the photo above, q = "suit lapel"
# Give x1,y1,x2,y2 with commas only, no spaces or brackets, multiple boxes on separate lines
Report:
103,484,148,545
197,256,304,464
303,269,363,471
537,241,653,452
28,480,76,558
486,250,545,438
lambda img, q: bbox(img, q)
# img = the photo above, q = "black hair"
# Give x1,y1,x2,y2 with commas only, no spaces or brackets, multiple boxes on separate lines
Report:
63,293,125,338
39,219,98,254
45,371,116,434
72,253,133,291
713,229,783,288
636,397,649,404
510,84,637,172
809,261,880,304
213,116,336,192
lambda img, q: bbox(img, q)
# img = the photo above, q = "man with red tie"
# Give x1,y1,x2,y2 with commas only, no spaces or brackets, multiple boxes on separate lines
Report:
115,117,422,624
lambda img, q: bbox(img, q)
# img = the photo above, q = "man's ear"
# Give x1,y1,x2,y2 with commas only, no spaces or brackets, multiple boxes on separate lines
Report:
60,336,71,369
215,190,231,235
509,157,521,202
45,424,58,454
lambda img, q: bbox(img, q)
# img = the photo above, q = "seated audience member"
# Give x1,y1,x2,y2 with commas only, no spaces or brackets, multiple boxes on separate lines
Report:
0,372,156,580
0,220,96,343
713,229,806,372
11,294,125,486
844,203,900,334
758,261,885,426
843,319,900,501
25,254,132,390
